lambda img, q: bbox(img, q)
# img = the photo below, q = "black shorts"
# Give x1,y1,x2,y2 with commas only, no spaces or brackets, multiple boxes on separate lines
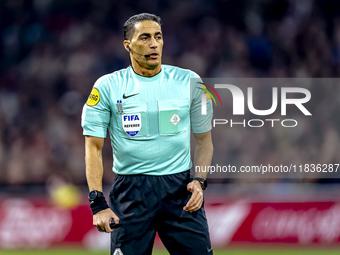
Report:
109,170,213,255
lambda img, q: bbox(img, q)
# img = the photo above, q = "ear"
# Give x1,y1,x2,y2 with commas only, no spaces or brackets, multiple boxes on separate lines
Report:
123,40,130,53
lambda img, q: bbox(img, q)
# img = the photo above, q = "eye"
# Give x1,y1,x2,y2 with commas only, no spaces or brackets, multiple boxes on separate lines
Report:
141,36,148,41
156,36,162,40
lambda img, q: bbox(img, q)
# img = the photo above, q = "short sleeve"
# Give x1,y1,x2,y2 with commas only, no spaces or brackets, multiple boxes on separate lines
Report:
190,73,213,134
81,76,111,138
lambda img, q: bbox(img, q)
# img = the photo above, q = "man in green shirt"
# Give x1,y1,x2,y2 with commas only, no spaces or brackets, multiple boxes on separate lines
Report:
82,13,213,255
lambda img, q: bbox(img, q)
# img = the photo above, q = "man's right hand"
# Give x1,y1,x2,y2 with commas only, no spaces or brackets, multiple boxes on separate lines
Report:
93,208,120,233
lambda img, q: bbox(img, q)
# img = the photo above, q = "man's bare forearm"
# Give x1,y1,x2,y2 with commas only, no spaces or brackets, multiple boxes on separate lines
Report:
193,131,213,179
85,136,105,192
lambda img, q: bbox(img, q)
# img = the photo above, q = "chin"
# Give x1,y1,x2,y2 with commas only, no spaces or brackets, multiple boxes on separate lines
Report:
146,61,160,69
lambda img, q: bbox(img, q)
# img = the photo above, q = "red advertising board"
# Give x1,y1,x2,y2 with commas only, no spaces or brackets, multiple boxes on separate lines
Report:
206,201,340,245
0,198,339,249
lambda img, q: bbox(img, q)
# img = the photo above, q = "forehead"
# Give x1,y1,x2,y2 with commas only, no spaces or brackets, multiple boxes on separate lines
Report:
133,20,162,37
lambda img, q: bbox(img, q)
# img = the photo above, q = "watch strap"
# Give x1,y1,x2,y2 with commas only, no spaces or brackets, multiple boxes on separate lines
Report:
193,177,207,190
88,190,109,215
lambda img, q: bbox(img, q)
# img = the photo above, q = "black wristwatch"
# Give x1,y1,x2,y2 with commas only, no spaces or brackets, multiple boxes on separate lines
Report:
193,177,207,190
88,190,105,201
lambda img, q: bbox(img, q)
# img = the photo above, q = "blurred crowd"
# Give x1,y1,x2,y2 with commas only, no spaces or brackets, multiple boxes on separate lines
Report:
0,0,340,187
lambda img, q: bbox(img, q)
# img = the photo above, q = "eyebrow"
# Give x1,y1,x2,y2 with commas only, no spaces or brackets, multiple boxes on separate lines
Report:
138,32,162,38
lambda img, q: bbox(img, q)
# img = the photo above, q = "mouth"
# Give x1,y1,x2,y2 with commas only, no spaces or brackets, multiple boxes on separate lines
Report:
148,53,159,59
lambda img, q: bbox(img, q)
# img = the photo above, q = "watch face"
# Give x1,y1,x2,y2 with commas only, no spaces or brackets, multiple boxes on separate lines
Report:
89,191,97,200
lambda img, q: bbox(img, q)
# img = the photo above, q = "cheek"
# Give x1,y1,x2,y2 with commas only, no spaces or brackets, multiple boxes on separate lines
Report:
137,44,144,50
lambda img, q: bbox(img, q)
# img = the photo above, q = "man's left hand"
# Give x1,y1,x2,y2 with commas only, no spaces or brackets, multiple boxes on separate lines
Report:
183,180,203,212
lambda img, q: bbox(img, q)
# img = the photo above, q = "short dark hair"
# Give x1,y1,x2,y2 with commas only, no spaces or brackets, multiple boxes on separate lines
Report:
123,13,162,40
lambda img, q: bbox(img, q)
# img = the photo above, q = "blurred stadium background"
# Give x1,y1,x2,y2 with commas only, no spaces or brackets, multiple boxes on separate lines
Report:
1,0,340,254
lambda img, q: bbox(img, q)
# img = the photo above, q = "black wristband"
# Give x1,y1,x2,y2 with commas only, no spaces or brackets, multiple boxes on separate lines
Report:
89,196,109,215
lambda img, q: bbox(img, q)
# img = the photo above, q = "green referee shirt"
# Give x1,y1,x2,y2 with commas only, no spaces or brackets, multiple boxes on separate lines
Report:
81,65,213,175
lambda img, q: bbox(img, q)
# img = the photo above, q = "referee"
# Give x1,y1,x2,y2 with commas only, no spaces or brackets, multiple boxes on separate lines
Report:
81,13,214,255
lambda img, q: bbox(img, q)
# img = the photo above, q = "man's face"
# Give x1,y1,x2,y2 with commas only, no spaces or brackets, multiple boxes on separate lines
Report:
128,20,163,70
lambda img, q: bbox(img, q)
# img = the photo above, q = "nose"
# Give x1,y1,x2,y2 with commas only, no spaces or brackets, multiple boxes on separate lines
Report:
150,37,157,49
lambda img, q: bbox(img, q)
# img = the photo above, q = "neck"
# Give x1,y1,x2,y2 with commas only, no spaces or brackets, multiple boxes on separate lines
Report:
131,58,161,77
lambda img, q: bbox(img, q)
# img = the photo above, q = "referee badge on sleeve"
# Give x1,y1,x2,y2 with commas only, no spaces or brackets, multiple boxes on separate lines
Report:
86,88,100,106
122,114,142,137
